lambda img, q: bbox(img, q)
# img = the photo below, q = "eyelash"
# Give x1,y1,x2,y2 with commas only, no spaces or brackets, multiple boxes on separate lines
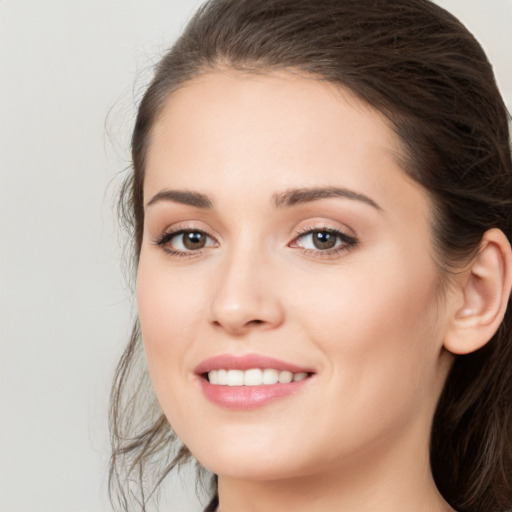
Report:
152,225,358,259
152,227,217,258
290,225,358,258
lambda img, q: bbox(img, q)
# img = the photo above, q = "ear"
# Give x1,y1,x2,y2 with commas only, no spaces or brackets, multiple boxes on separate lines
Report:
444,228,512,355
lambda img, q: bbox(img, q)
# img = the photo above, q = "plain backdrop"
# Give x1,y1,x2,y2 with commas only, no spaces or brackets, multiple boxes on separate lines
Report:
0,1,510,511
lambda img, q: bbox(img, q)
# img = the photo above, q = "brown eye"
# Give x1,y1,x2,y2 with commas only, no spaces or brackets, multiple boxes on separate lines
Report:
290,227,358,255
182,231,207,250
156,229,217,254
311,231,337,250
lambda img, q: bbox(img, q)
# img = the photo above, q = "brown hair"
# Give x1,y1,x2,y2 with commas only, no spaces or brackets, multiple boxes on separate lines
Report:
109,1,512,511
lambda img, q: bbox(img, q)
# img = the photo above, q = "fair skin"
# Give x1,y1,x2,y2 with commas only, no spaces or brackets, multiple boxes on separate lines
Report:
137,70,511,511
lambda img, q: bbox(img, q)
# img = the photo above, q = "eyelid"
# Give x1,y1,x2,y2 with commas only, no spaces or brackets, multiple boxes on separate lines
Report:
152,222,219,255
292,219,356,238
152,220,217,241
289,222,358,256
151,219,358,258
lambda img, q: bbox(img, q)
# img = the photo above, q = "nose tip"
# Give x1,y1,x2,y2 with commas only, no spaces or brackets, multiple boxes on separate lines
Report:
210,301,283,335
211,308,268,335
208,265,284,336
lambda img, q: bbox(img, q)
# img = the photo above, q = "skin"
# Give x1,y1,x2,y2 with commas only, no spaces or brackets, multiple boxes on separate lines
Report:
137,70,459,511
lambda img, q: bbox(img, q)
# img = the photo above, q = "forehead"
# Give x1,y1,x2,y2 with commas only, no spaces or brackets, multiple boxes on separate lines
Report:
144,70,428,219
149,70,399,163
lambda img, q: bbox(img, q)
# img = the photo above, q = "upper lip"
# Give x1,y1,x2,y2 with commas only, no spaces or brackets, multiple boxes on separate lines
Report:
194,353,314,375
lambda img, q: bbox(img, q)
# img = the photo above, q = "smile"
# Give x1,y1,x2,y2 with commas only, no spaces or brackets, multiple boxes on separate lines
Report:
195,354,315,409
207,368,309,386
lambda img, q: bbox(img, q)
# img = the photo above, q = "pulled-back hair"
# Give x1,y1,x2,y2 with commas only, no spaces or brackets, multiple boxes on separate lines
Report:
110,1,512,510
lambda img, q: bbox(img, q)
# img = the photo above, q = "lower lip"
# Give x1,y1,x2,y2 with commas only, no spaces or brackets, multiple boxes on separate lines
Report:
199,377,311,410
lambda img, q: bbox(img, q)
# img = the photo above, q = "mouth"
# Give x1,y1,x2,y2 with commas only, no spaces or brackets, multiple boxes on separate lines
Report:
195,354,315,409
203,368,312,386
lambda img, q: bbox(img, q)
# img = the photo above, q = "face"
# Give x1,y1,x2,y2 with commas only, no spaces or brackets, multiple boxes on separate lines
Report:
137,71,454,482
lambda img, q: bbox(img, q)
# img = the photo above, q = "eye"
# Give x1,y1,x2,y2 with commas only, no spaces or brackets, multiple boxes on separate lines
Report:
154,229,218,254
290,228,357,254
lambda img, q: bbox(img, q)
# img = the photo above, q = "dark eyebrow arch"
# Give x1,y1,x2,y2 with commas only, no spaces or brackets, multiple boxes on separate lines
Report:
146,189,213,209
273,186,382,211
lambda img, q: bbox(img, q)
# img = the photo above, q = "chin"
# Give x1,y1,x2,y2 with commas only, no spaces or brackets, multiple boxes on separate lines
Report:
198,451,310,482
180,426,311,481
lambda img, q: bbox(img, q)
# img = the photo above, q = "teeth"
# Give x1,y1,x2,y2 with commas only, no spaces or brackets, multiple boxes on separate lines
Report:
278,370,293,383
207,368,309,386
244,368,263,386
218,369,227,383
209,370,219,385
226,369,244,386
262,368,279,385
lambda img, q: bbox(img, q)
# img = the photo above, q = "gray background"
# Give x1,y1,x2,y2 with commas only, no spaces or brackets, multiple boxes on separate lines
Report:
1,1,510,511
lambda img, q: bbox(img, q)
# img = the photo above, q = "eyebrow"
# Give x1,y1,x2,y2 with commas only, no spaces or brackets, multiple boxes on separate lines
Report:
145,186,381,211
146,189,213,209
273,186,382,211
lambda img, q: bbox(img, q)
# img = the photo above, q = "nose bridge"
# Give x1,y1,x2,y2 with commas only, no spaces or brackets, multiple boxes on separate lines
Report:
209,232,283,334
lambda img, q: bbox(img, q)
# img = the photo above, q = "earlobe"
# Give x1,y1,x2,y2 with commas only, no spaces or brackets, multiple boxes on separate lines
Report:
444,228,512,355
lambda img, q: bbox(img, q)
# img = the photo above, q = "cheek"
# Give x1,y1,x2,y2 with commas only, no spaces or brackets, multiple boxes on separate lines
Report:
290,247,443,415
136,256,204,388
276,256,444,465
136,259,213,441
295,248,439,341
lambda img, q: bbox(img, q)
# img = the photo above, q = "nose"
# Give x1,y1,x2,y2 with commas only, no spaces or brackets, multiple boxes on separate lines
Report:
209,247,285,336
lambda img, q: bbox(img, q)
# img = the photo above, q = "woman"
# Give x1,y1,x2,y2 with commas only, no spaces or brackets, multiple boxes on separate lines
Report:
109,1,512,511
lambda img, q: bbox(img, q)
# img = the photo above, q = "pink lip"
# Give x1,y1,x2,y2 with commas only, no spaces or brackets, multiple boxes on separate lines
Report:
195,354,315,410
194,353,313,374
